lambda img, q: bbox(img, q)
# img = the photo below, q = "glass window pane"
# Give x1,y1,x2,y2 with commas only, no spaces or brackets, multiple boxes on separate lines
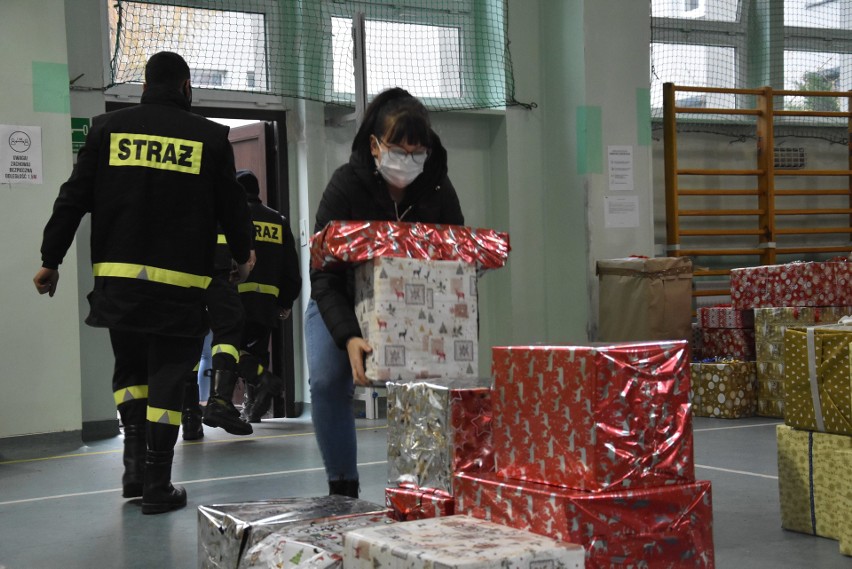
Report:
332,17,461,98
110,3,268,92
784,50,850,111
651,0,741,22
651,43,737,108
784,0,852,30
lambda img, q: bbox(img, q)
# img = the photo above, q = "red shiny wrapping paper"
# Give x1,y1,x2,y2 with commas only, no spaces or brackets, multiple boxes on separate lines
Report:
309,220,510,271
385,486,455,521
451,388,494,476
454,472,715,569
700,328,756,360
492,342,694,492
730,261,852,309
697,305,754,329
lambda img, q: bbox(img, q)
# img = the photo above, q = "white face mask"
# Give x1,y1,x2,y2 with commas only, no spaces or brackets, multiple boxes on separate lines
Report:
375,146,425,189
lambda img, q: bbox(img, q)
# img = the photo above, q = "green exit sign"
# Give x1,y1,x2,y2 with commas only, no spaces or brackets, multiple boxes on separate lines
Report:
71,117,90,153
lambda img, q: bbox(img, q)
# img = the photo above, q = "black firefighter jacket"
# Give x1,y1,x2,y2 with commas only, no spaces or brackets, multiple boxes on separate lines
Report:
310,131,465,349
216,194,302,329
39,86,253,337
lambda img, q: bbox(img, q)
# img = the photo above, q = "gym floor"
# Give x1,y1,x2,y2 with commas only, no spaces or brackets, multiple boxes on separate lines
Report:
0,414,849,569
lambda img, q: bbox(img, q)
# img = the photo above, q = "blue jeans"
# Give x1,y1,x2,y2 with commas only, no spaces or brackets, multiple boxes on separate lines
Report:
197,331,212,401
305,299,358,481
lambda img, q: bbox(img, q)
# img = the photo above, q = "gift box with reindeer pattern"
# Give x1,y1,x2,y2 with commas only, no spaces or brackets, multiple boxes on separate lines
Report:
355,257,478,382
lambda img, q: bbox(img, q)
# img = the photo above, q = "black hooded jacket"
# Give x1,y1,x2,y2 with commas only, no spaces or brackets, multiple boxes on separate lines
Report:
39,85,253,337
311,131,464,348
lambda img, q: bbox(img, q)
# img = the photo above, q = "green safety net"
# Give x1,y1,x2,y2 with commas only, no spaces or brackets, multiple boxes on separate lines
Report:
108,0,521,111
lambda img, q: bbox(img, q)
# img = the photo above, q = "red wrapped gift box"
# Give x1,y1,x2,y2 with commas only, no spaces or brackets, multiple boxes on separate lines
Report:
697,305,754,329
492,342,694,492
454,472,715,569
310,220,510,271
701,328,756,360
385,486,455,521
730,261,852,309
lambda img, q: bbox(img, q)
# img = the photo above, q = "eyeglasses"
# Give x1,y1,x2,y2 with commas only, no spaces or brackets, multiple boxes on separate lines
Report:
378,138,430,165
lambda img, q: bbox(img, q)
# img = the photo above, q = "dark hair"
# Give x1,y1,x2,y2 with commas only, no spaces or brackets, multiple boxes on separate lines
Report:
144,52,191,91
352,88,432,157
236,169,260,198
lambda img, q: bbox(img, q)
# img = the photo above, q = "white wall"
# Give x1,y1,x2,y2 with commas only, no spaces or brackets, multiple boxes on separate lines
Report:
0,0,82,438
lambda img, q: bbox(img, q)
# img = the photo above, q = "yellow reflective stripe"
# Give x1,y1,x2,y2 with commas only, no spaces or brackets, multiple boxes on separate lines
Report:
193,362,200,372
109,133,203,174
238,282,280,297
147,406,182,426
212,344,240,362
253,221,283,244
257,364,264,375
114,385,149,406
93,262,211,289
217,234,228,244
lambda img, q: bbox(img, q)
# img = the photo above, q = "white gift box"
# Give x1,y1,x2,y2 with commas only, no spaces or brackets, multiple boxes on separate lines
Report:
342,515,585,568
355,258,478,382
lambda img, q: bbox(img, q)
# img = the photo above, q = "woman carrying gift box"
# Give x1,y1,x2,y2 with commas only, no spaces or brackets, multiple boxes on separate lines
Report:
307,87,465,497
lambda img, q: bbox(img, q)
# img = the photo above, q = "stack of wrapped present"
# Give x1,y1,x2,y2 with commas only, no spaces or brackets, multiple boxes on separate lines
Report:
776,319,852,557
384,377,494,521
729,260,852,417
691,305,758,419
450,342,715,568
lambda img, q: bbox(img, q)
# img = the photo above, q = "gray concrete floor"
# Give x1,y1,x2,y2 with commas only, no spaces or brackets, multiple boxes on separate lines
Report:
0,415,850,568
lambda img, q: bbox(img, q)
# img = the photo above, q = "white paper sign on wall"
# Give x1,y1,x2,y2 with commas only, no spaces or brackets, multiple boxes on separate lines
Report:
1,125,43,184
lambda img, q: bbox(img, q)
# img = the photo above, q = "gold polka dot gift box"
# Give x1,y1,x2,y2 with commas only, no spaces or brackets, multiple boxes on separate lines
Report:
783,323,852,436
689,359,757,418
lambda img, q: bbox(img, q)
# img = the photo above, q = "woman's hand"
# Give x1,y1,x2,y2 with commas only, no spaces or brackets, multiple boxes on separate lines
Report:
346,337,373,386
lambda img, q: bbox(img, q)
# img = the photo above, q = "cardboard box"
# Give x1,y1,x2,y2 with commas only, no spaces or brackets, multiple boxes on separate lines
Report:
355,257,478,382
596,257,692,342
343,515,585,569
492,342,694,491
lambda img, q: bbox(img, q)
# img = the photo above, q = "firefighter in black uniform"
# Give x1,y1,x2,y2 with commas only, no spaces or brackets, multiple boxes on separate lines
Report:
34,52,254,515
233,170,302,422
181,170,300,435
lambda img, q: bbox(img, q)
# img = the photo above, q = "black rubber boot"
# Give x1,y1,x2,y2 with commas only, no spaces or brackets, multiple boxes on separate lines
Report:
141,449,187,515
248,370,282,422
181,379,204,441
121,424,146,498
328,478,360,498
203,369,253,435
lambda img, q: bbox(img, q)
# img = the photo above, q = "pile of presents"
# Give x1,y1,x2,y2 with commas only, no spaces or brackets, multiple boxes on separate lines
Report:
197,222,717,568
689,259,852,557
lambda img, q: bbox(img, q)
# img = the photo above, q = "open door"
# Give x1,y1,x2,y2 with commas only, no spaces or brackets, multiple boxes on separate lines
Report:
228,120,300,418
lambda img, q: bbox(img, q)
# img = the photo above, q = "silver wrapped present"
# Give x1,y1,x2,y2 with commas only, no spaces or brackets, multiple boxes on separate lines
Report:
387,377,494,494
197,495,383,569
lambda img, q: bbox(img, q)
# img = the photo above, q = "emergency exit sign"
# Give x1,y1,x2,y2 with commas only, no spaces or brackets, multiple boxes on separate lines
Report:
71,117,90,153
